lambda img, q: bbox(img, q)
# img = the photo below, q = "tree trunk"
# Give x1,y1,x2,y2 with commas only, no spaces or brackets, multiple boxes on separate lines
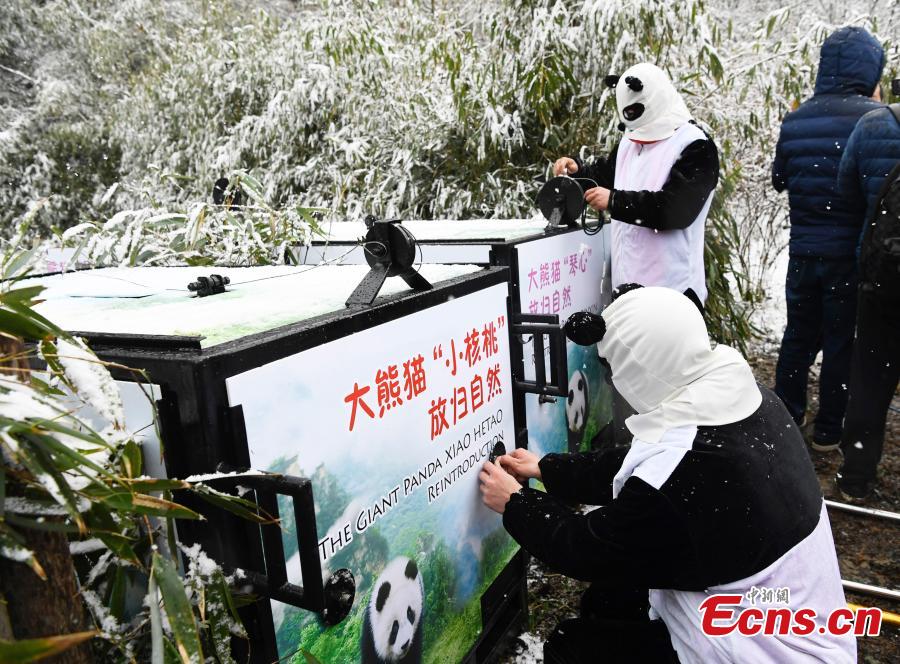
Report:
0,337,93,662
0,529,93,663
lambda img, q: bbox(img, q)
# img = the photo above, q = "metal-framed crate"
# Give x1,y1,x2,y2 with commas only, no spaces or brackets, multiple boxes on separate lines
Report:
27,263,563,663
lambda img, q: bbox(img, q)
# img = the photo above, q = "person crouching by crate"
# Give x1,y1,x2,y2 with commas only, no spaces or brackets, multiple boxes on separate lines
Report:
479,286,854,663
551,62,719,313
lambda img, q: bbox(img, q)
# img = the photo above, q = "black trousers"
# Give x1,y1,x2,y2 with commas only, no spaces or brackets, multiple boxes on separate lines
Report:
838,288,900,485
774,256,858,442
544,587,679,663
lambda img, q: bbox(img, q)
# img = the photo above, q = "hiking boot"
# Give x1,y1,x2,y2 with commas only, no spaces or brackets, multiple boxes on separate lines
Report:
834,474,874,502
810,437,840,453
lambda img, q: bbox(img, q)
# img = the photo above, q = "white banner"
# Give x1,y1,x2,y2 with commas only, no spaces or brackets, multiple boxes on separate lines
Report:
516,228,612,457
226,283,517,663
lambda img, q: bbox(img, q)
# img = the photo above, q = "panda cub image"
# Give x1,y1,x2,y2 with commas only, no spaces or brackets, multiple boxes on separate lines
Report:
361,557,424,664
566,369,589,449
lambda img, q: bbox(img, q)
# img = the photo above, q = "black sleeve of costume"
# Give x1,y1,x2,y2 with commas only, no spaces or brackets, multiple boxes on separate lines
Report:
608,137,719,231
539,448,629,506
571,143,619,190
503,479,700,588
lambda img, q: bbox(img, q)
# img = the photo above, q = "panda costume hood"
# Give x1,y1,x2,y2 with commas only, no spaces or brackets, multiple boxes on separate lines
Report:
502,285,854,663
610,63,692,143
573,63,716,303
565,286,761,442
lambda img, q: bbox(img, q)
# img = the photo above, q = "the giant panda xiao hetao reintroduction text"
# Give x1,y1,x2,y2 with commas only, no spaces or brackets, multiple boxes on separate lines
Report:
361,557,424,664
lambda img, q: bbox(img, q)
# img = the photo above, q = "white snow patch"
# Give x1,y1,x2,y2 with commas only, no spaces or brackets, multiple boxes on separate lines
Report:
83,588,122,637
26,264,484,347
179,542,221,578
509,631,544,663
0,544,34,563
55,338,125,428
183,469,268,483
70,538,107,555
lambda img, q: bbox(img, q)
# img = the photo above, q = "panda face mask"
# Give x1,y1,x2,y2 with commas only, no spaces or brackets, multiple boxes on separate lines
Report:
607,63,692,143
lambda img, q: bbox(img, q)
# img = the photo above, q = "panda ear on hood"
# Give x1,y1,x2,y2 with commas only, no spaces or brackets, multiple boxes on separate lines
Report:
404,559,418,580
624,76,643,92
376,582,391,612
612,283,644,301
564,311,606,346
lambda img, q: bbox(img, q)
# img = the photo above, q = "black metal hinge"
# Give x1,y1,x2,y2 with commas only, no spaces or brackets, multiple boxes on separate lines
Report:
511,312,568,400
198,473,355,626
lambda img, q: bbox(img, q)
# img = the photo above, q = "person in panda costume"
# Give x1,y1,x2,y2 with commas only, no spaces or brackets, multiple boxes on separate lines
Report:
479,286,854,663
553,63,718,310
360,557,424,664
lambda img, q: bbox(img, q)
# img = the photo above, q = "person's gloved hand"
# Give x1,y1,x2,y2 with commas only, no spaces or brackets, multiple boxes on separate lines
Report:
553,157,578,176
564,310,607,346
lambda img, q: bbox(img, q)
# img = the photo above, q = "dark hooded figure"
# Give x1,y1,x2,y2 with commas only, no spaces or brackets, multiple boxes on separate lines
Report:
771,26,885,451
479,287,854,663
832,93,900,499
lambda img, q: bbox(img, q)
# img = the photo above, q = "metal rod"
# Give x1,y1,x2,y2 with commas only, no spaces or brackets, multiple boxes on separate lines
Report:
842,580,900,602
848,603,900,627
825,499,900,524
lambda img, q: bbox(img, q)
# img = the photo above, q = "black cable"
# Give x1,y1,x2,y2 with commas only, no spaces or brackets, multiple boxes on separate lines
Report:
571,176,604,235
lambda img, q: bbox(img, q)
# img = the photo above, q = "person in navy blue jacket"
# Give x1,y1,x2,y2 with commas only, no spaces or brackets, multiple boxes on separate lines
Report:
771,26,884,450
834,97,900,498
838,97,900,225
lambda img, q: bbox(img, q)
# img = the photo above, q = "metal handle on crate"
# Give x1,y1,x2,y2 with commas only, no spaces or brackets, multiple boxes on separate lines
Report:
511,312,568,398
199,473,355,626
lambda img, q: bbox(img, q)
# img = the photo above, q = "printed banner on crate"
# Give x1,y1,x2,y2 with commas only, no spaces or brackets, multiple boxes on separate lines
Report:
226,283,518,664
516,230,613,457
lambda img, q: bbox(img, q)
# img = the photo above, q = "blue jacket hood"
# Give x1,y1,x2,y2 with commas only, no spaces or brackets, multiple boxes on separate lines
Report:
814,27,884,96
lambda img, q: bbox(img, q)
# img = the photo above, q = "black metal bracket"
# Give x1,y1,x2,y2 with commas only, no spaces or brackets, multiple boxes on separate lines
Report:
198,473,355,626
511,313,568,399
188,274,231,298
346,216,432,308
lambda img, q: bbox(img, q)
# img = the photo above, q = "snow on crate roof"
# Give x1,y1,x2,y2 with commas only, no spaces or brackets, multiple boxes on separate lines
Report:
315,218,547,243
25,264,484,348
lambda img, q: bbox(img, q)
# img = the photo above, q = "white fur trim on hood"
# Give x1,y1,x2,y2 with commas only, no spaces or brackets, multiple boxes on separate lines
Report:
615,63,692,142
597,287,762,442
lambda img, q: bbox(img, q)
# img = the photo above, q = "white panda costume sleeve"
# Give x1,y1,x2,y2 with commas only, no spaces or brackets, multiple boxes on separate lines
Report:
502,287,855,664
361,557,424,664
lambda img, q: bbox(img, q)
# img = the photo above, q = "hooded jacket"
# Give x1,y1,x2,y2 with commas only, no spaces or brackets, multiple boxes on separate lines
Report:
503,288,854,663
772,26,885,257
838,105,900,229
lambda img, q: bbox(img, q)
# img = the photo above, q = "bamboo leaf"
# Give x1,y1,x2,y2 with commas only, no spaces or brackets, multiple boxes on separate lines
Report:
0,631,98,664
152,553,203,664
95,532,141,566
98,491,202,520
191,484,275,524
0,285,45,306
117,477,189,493
121,440,143,478
0,527,47,580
